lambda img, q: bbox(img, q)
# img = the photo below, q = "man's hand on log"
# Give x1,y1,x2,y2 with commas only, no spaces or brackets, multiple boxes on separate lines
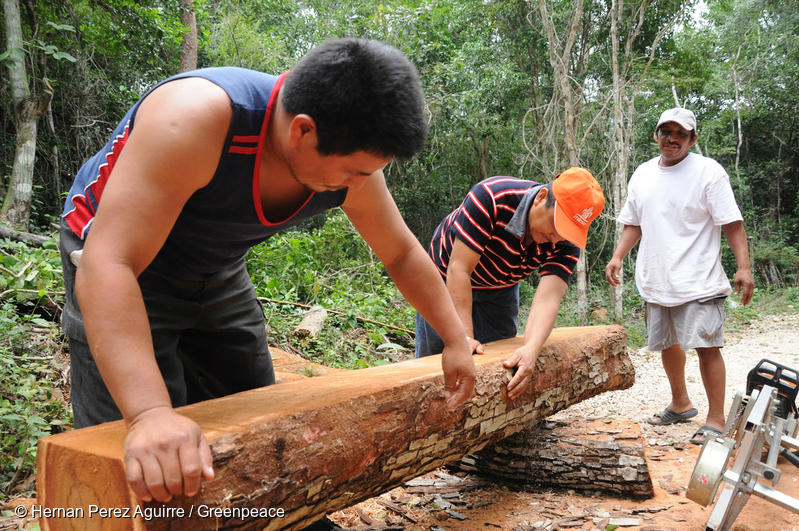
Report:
467,336,484,355
441,343,476,409
503,346,537,400
123,406,214,502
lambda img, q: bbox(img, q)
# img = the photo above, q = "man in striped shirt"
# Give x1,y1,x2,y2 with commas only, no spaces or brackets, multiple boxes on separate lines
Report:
416,168,604,399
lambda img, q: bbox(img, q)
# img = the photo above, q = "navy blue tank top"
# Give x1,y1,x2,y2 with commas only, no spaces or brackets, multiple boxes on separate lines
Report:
62,67,348,280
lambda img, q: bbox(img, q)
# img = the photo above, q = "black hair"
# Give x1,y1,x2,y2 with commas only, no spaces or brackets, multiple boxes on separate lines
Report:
281,38,428,159
543,182,555,208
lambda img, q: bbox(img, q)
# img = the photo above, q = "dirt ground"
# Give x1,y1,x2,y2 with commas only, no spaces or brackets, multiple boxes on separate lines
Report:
3,314,798,531
328,314,799,531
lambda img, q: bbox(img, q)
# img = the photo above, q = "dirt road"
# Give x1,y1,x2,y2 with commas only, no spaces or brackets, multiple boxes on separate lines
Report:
332,314,799,530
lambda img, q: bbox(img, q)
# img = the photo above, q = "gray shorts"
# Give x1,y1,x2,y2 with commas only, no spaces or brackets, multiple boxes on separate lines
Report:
646,297,726,351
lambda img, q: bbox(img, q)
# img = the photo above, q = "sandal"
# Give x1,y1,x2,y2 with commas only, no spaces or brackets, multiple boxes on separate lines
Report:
690,425,723,445
647,407,698,425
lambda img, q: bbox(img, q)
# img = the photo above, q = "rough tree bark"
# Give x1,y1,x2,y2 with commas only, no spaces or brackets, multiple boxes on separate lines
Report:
37,325,631,531
178,0,198,72
292,305,328,339
460,417,654,499
2,0,52,230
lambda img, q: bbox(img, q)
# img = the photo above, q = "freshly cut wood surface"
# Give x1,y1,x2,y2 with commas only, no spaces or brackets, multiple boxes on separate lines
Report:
37,325,631,531
270,346,345,382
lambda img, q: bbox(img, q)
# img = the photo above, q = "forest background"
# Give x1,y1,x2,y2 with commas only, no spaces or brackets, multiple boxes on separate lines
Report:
1,0,798,504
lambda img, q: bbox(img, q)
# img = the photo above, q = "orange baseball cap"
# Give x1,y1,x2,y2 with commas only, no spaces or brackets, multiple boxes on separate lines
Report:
552,167,605,249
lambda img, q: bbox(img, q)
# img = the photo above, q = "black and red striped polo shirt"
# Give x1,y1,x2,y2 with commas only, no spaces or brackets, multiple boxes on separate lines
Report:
428,176,580,289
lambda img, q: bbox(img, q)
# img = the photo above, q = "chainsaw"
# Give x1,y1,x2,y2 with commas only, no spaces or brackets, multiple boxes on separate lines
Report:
686,358,799,530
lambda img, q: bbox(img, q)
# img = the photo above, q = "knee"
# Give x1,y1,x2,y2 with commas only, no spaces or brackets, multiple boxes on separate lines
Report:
696,347,723,363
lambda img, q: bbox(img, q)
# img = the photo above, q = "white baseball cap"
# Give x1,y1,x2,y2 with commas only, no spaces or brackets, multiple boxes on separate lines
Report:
656,107,696,132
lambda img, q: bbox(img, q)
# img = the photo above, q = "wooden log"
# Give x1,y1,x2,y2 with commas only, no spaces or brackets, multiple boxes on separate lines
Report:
0,223,51,246
292,305,328,339
36,325,631,531
459,417,655,499
270,347,344,382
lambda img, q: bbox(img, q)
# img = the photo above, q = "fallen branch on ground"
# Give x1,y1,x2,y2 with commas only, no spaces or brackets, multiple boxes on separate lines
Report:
259,296,414,335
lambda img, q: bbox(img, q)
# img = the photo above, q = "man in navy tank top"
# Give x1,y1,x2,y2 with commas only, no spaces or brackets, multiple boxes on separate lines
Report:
59,38,475,504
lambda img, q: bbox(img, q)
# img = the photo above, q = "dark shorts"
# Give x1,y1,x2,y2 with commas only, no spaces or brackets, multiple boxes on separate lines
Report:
414,283,519,357
59,223,275,428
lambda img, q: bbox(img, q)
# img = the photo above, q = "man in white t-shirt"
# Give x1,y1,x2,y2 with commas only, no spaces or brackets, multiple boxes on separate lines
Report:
605,107,754,445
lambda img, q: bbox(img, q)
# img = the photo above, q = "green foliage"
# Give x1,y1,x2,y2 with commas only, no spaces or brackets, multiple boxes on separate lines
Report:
0,237,70,500
36,21,77,63
748,234,799,287
0,238,63,310
3,0,795,278
247,210,416,368
202,3,293,71
0,302,71,501
386,0,532,238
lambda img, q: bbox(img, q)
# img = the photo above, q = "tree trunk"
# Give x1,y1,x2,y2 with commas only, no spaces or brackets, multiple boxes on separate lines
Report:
609,0,626,320
1,0,50,230
3,105,38,229
468,131,489,181
537,0,589,324
606,0,685,320
460,417,654,499
179,0,198,72
37,325,631,531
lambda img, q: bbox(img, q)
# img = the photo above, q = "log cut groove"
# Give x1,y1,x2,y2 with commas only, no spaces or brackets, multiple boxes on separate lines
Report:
36,325,631,530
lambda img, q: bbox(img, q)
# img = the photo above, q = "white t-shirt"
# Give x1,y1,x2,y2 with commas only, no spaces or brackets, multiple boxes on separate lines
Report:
618,152,743,306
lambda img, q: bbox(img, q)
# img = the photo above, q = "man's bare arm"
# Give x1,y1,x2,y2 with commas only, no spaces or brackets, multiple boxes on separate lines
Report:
503,274,567,400
446,238,485,354
76,78,230,501
605,225,641,286
722,220,754,306
343,173,475,408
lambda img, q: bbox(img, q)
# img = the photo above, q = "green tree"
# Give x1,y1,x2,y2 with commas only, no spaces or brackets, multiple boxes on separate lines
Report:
1,0,190,230
1,0,74,230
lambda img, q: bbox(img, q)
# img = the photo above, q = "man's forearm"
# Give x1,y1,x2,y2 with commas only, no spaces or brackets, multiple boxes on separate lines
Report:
611,224,642,260
723,220,751,270
76,262,172,421
383,246,468,345
521,280,564,353
446,270,475,338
